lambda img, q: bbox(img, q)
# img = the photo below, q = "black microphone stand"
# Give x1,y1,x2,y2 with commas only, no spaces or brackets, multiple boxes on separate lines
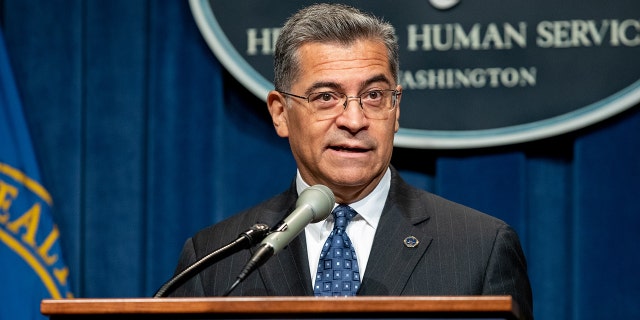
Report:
153,224,270,298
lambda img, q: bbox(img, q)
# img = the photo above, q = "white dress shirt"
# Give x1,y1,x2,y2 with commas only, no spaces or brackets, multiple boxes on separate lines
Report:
297,168,391,287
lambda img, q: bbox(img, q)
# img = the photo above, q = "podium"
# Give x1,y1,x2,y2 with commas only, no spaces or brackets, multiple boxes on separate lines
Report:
41,296,520,319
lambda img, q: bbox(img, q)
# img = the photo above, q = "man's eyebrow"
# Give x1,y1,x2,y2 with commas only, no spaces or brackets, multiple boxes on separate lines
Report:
305,82,341,95
362,74,392,88
305,75,392,95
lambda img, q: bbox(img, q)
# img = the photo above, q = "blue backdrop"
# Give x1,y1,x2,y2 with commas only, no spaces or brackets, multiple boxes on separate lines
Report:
1,1,639,319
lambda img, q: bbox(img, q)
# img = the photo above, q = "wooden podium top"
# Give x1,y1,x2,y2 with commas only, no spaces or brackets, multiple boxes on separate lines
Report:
42,296,520,319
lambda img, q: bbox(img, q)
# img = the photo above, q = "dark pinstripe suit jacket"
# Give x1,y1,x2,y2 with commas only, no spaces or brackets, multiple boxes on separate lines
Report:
170,168,533,319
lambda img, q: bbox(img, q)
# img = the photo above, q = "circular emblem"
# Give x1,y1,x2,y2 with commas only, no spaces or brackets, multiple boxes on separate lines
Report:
429,0,460,10
190,0,640,149
404,236,420,248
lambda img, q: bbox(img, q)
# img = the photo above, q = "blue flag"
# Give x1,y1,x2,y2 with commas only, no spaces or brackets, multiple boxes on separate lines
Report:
0,28,72,319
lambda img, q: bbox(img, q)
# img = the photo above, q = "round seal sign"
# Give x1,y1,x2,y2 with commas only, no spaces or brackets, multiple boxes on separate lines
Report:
190,0,640,149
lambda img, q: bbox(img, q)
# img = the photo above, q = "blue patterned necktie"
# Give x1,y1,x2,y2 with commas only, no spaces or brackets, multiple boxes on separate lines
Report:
314,205,360,296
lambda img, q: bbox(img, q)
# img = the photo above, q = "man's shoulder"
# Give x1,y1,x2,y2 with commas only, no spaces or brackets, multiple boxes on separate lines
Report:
390,170,509,228
190,187,296,244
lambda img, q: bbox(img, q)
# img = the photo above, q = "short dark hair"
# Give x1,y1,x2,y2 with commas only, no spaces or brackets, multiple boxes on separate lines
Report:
273,3,399,91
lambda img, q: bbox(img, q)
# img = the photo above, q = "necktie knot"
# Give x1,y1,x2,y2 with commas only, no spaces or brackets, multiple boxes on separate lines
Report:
332,205,357,230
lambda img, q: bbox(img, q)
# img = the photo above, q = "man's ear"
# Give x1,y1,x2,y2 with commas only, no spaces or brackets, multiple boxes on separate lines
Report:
267,91,290,138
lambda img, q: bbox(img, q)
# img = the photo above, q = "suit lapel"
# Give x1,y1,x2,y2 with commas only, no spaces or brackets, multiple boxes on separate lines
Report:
251,169,433,296
254,187,314,296
359,169,433,295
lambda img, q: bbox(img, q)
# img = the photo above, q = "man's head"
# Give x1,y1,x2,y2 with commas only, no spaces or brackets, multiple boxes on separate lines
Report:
267,3,402,204
273,3,399,92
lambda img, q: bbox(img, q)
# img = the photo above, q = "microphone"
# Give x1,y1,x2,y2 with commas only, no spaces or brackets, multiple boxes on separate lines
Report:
223,184,335,296
153,223,270,298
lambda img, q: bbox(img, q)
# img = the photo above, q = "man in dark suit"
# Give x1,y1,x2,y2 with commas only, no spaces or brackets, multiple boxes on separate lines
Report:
171,3,533,319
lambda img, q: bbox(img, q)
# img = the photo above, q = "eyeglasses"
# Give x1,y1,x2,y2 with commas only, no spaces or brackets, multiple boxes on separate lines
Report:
277,89,401,120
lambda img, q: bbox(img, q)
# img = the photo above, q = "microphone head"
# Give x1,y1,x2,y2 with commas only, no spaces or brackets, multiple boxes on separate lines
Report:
296,185,335,223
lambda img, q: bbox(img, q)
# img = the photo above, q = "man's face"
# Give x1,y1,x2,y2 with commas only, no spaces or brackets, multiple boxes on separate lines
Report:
267,39,401,203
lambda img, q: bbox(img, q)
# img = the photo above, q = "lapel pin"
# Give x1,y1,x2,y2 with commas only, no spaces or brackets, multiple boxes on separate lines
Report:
403,236,419,248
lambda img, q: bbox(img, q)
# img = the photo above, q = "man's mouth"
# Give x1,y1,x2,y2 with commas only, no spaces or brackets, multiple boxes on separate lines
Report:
329,146,368,153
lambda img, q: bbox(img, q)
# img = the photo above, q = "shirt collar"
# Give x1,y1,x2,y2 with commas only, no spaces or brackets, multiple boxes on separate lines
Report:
295,168,390,228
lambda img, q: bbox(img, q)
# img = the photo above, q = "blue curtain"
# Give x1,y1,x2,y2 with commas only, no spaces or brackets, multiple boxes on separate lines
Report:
1,1,638,319
0,26,72,320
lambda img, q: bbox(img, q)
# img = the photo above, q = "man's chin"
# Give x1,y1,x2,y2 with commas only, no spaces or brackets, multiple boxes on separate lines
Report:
323,169,379,188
